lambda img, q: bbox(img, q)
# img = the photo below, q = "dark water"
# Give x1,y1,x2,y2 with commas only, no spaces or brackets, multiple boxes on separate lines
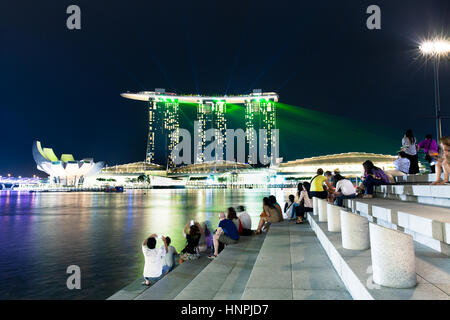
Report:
0,188,289,300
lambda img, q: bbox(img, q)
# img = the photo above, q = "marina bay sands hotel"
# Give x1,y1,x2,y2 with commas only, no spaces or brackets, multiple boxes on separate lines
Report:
121,89,279,169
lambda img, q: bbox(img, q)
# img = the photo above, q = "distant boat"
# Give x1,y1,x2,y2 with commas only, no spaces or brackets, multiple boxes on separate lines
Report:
105,186,124,193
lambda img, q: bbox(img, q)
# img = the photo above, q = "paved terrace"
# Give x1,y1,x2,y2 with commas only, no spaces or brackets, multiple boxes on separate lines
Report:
109,222,351,300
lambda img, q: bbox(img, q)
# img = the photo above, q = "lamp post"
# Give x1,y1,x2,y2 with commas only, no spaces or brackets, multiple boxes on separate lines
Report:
419,38,450,140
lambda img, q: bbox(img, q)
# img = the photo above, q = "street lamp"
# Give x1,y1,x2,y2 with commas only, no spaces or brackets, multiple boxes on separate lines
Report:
419,38,450,140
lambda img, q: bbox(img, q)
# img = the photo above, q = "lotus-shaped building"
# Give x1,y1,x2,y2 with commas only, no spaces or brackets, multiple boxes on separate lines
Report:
32,141,104,186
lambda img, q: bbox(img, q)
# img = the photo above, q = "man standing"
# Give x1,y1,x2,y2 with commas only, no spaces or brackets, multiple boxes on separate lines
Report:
209,212,239,259
142,234,168,286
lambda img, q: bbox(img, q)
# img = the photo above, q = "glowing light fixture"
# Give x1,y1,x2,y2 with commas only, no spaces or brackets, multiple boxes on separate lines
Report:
420,38,450,56
418,37,449,140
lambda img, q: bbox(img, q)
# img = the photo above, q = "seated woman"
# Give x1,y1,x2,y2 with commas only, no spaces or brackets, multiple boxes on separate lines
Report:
362,160,390,199
296,182,313,224
179,220,203,264
227,207,240,231
255,197,281,234
198,221,214,254
431,137,450,185
269,195,283,222
284,194,297,220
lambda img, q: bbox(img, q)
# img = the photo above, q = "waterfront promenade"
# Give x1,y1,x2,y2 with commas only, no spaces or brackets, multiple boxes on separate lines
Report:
109,222,351,300
110,174,450,300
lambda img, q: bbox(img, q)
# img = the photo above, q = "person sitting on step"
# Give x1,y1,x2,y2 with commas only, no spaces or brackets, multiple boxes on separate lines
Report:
269,195,283,222
362,160,390,199
179,220,202,264
284,194,298,220
236,205,253,236
142,234,168,286
161,236,178,274
296,182,313,224
255,197,281,234
209,212,239,259
431,137,450,185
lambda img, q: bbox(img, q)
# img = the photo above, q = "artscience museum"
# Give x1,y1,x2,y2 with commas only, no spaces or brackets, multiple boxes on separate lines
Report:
32,141,104,186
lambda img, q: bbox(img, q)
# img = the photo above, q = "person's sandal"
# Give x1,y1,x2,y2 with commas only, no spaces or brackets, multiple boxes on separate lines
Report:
208,255,217,259
255,230,262,235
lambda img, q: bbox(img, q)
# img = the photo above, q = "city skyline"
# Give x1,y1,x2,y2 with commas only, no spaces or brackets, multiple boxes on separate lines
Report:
1,0,449,176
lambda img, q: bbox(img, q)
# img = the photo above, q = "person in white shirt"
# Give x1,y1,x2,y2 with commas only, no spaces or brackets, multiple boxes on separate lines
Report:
394,152,410,174
142,234,168,286
401,129,419,174
333,175,356,207
161,236,178,273
284,194,297,220
236,205,253,236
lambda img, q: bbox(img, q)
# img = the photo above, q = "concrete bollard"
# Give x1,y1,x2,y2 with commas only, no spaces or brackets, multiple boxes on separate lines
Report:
340,210,370,250
343,198,356,212
327,203,341,232
313,197,319,216
369,223,417,288
318,198,328,222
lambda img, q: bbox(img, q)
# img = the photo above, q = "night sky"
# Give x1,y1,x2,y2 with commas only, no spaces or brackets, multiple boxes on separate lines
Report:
1,0,449,176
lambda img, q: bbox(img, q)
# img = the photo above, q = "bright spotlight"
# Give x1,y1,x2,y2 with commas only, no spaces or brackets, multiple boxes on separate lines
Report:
419,38,450,56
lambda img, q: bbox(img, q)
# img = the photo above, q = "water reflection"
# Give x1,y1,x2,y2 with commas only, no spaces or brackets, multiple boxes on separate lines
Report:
0,188,293,299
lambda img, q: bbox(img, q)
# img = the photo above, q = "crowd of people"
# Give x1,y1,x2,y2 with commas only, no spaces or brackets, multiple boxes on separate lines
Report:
140,197,282,286
399,130,449,184
140,130,449,286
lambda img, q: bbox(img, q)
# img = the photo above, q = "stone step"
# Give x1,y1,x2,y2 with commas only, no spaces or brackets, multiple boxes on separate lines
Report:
173,234,266,300
241,222,352,300
134,256,212,300
345,198,450,255
376,185,450,207
394,173,448,184
108,255,211,300
308,213,450,300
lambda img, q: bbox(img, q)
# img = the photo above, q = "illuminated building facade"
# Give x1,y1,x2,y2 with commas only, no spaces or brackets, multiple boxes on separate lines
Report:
196,100,227,162
278,152,400,178
144,89,180,169
244,90,278,165
32,141,104,186
121,89,278,168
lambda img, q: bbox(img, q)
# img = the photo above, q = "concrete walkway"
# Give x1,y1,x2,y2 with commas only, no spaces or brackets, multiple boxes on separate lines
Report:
242,222,352,300
309,213,450,300
174,234,266,300
108,256,212,300
109,222,352,300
